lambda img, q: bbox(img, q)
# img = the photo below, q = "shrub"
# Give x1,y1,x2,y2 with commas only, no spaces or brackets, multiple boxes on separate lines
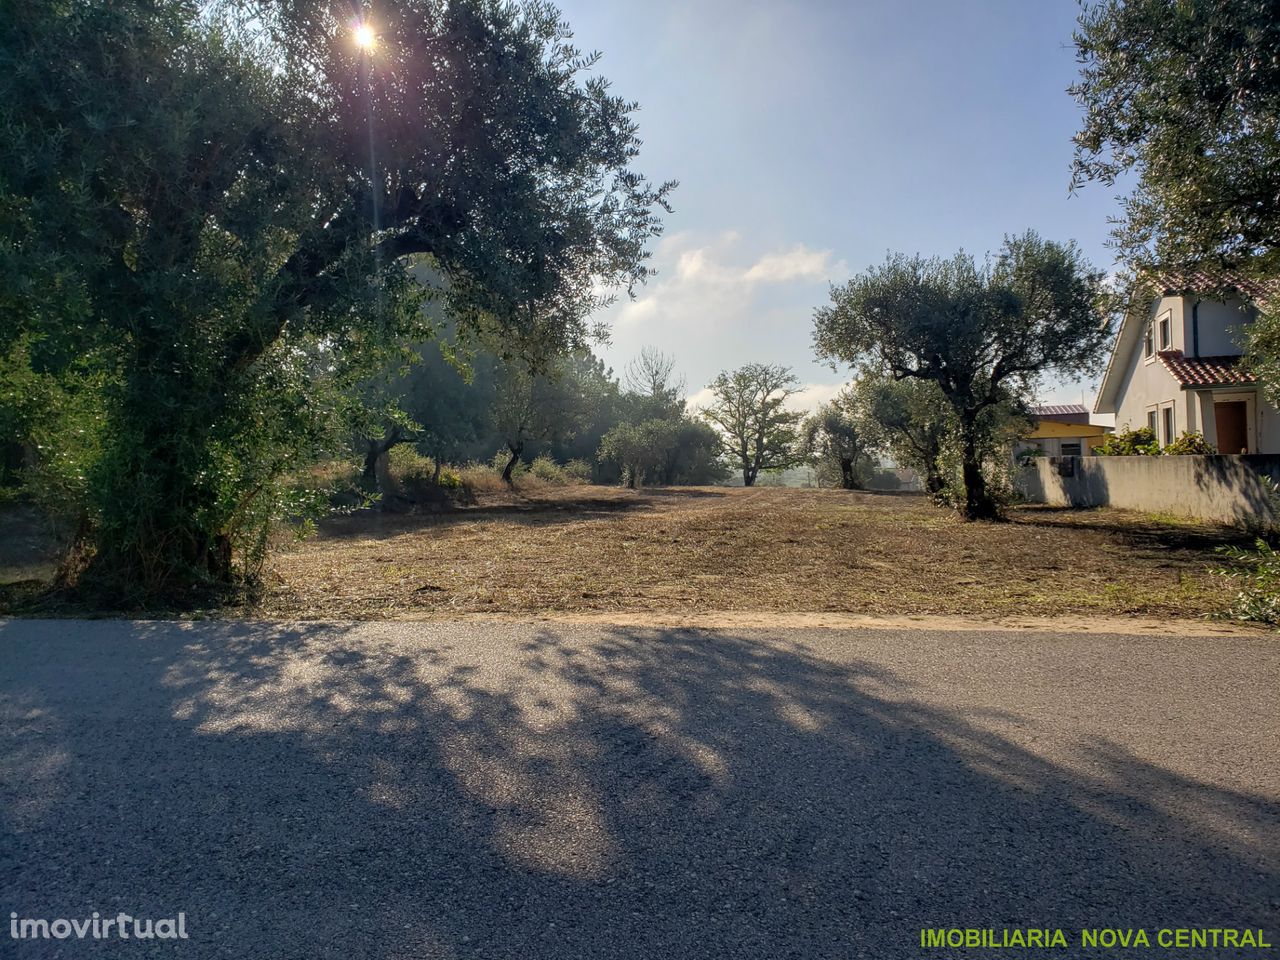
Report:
1216,539,1280,625
387,445,434,486
1163,431,1217,455
458,463,507,495
1093,426,1161,456
528,454,591,486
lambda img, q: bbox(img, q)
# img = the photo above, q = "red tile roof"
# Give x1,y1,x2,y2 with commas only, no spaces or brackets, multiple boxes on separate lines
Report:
1156,350,1259,388
1153,270,1280,309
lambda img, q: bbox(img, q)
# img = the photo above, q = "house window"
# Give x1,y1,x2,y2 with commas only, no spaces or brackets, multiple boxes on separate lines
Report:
1061,442,1082,457
1147,409,1158,436
1158,311,1172,350
1162,406,1175,445
1143,323,1155,359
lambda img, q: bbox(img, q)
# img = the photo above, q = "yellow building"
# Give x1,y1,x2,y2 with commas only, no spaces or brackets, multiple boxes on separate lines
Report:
1020,404,1110,457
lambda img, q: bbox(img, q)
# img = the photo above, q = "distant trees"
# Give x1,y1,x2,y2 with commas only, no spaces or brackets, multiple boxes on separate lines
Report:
801,396,875,490
701,364,804,487
490,351,613,484
815,232,1111,519
595,348,726,487
597,420,675,489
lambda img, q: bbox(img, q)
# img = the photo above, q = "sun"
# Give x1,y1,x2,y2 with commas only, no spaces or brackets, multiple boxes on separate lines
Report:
353,23,376,51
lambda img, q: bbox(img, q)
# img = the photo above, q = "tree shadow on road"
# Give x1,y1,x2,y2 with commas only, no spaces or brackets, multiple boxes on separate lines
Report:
1,620,1276,958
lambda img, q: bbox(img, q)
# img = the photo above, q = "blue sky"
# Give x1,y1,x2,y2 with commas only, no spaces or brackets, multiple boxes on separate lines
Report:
556,0,1125,412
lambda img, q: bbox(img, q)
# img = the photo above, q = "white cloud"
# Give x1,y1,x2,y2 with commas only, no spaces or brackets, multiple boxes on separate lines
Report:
786,380,850,413
614,232,843,332
744,246,846,284
597,230,850,398
684,386,716,412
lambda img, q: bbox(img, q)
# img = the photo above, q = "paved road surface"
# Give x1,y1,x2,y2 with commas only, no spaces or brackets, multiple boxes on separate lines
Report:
1,619,1277,958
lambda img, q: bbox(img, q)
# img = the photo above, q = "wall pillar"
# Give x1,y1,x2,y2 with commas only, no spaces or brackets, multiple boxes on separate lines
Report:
1196,391,1218,449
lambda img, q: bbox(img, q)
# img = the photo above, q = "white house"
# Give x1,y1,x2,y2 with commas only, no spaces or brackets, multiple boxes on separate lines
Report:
1093,271,1280,454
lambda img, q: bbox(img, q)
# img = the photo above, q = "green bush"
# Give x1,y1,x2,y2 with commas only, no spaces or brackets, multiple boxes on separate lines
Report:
1093,426,1161,456
1216,539,1280,625
528,454,590,486
1163,431,1217,455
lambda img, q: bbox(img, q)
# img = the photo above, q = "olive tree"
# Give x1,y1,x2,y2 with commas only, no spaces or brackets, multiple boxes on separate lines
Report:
0,1,671,599
851,375,953,497
490,351,612,484
701,364,804,487
801,396,876,490
814,232,1111,519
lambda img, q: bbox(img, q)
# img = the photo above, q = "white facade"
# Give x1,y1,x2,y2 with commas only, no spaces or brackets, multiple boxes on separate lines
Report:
1095,290,1280,454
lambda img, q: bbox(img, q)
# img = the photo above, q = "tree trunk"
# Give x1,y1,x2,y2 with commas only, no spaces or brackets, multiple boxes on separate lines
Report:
839,457,855,489
362,426,414,484
959,422,998,520
742,466,756,487
501,441,523,485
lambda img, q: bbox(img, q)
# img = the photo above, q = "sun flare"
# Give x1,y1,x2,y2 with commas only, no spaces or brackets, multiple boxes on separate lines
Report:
353,23,375,51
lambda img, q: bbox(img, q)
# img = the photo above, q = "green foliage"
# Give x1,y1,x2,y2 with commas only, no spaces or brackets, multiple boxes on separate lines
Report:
0,0,670,601
851,375,953,496
1092,427,1217,457
1071,0,1280,269
1092,426,1162,456
597,419,675,488
701,363,804,487
528,454,589,486
1216,539,1280,626
1247,306,1280,409
800,395,877,490
489,350,615,482
1162,431,1217,456
815,232,1111,519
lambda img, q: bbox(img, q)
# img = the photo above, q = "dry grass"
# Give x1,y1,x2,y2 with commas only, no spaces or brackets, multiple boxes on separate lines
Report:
260,486,1247,622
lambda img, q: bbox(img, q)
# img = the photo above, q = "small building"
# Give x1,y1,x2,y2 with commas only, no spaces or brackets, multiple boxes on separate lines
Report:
1019,404,1110,457
1093,270,1280,453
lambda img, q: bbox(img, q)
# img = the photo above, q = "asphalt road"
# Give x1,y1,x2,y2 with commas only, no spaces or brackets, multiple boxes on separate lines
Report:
1,619,1277,958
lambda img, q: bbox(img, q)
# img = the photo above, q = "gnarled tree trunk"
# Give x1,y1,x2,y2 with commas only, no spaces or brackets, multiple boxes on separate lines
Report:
958,420,998,520
501,441,524,485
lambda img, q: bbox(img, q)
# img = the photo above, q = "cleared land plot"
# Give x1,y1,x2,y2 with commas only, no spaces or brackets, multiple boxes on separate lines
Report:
263,486,1247,622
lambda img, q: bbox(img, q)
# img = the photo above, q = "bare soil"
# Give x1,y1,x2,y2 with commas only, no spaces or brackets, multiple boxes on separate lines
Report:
260,486,1250,625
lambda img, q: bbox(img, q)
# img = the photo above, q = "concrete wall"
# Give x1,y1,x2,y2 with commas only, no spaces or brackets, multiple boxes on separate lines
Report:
1016,454,1280,527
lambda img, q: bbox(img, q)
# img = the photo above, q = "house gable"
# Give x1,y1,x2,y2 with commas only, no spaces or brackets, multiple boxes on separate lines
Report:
1094,294,1183,415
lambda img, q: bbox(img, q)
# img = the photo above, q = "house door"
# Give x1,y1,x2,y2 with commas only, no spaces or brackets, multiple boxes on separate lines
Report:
1214,401,1249,454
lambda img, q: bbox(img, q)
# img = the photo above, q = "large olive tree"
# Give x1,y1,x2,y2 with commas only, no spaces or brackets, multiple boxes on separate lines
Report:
814,232,1111,519
0,1,671,600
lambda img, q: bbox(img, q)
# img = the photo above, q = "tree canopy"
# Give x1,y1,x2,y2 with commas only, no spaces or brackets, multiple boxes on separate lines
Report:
701,364,804,487
814,232,1111,518
1071,0,1280,406
1071,0,1280,271
0,0,672,599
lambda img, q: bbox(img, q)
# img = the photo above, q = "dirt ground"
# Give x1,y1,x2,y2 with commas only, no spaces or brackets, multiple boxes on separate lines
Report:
260,486,1251,624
